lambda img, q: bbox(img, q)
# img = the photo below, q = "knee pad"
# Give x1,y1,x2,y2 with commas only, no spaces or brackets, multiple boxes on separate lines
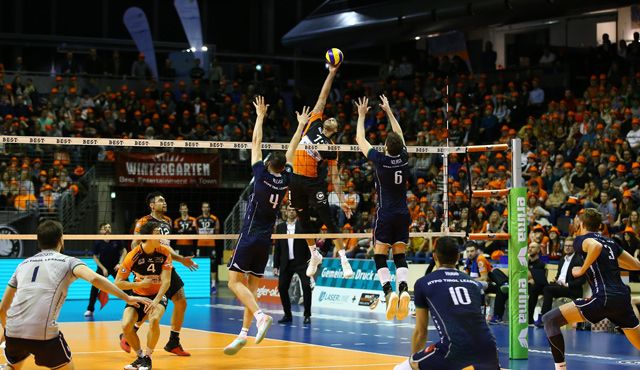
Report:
393,253,408,268
542,308,567,337
374,254,388,270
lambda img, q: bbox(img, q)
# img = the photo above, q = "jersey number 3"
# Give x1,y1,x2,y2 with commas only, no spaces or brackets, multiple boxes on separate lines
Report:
449,286,471,305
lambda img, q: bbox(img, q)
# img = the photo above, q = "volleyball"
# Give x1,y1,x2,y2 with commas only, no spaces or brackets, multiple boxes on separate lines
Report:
325,48,343,66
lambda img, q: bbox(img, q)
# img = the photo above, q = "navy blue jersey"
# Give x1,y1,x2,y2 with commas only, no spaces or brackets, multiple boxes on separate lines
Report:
241,161,292,238
573,232,629,298
413,268,497,365
367,147,410,215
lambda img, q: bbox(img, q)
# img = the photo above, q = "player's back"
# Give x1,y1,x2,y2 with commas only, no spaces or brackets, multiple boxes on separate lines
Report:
367,147,409,214
243,161,292,237
6,250,84,340
574,232,629,298
414,268,498,367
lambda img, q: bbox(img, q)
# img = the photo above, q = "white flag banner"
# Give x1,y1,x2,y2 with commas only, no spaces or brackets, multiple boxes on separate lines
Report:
123,7,159,79
174,0,205,61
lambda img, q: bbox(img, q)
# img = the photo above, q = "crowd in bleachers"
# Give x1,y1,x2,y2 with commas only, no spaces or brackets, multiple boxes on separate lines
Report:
1,35,640,274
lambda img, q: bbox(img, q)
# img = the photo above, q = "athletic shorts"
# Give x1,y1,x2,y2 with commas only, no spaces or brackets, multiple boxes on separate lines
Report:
575,295,640,329
166,268,185,300
227,233,271,277
4,331,71,369
126,293,169,322
411,344,500,370
289,174,326,210
373,212,411,245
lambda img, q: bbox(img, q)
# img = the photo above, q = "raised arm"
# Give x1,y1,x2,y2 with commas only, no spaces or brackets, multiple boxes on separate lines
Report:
251,96,269,164
379,94,405,145
354,97,373,156
285,106,311,165
618,249,640,271
312,65,339,114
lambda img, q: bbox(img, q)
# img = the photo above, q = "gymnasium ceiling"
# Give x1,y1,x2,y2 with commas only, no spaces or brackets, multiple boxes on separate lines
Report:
282,0,637,49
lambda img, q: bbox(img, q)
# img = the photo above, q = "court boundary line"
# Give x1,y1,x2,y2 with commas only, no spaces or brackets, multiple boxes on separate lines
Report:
59,321,405,360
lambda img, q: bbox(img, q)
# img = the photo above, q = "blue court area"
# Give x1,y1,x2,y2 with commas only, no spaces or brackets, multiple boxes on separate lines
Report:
57,294,639,370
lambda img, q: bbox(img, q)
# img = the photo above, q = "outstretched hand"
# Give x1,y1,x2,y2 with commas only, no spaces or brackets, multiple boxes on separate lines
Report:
379,94,391,112
253,96,269,117
296,106,312,127
354,97,370,116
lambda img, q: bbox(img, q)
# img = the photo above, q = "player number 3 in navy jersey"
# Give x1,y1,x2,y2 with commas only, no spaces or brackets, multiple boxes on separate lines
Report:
542,208,640,370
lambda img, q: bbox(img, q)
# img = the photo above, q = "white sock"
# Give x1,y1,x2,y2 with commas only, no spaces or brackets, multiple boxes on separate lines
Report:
377,267,391,286
253,310,266,323
145,347,153,356
396,267,409,287
239,327,249,338
211,280,216,288
338,249,347,261
554,362,566,370
136,349,143,357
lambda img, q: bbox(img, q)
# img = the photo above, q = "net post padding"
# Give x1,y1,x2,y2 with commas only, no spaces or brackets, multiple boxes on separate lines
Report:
508,137,528,359
471,189,510,197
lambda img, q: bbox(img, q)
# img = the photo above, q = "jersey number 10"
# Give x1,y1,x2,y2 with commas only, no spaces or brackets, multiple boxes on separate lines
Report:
449,286,471,305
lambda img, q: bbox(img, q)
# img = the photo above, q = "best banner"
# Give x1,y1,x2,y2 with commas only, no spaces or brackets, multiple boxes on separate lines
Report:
115,152,221,188
508,187,528,359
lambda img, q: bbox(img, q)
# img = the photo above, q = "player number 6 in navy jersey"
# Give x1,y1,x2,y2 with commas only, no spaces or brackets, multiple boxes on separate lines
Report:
394,170,403,185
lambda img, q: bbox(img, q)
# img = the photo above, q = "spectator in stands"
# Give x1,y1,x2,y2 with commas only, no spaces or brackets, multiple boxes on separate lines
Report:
38,184,56,214
480,41,497,72
546,227,562,260
527,242,547,325
539,47,556,66
84,49,103,75
597,191,617,226
535,236,585,327
209,58,224,89
190,58,205,81
131,53,151,79
60,52,78,75
13,184,37,211
161,58,176,79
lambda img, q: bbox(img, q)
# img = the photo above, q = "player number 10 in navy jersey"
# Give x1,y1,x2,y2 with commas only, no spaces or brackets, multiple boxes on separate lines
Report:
449,286,472,306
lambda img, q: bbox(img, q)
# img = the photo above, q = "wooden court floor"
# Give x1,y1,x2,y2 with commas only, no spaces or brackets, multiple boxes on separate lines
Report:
13,321,404,370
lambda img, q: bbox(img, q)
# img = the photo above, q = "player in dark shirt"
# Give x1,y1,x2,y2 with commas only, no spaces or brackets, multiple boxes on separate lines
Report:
289,63,354,279
355,96,412,320
224,96,307,356
395,237,500,370
542,208,640,370
85,222,126,316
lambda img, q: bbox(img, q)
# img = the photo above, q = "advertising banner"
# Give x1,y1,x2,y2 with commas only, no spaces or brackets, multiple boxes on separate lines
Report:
313,258,401,313
256,277,281,304
508,187,528,359
115,152,221,188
